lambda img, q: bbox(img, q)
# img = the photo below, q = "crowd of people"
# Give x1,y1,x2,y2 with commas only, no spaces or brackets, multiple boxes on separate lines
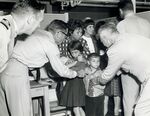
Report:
0,0,150,116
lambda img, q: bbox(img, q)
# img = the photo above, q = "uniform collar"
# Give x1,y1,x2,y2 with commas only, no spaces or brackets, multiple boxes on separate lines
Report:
10,15,18,38
125,12,134,18
35,29,56,43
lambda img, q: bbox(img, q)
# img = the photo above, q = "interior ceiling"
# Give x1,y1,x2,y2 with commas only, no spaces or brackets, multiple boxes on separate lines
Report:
82,0,119,3
79,0,120,7
51,0,119,4
50,0,150,9
50,0,120,7
0,0,149,9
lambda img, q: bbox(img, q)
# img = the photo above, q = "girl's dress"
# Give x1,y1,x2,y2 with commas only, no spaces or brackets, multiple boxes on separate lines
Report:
59,38,90,58
104,75,122,97
59,62,86,107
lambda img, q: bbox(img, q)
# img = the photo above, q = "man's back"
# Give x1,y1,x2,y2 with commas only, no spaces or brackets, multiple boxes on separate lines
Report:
117,15,150,38
108,33,150,83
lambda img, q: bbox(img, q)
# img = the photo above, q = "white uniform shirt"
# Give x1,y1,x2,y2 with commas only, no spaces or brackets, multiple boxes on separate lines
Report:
117,15,150,38
12,29,77,78
0,15,18,72
101,33,150,84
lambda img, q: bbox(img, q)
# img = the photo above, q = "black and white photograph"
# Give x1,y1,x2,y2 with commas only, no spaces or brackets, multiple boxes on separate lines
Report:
0,0,150,116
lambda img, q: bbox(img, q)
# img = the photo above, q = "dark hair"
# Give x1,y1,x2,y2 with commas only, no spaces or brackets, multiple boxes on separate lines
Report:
118,1,133,11
68,40,84,55
87,53,100,61
12,0,45,14
46,19,68,33
95,21,106,34
67,19,83,35
83,18,95,29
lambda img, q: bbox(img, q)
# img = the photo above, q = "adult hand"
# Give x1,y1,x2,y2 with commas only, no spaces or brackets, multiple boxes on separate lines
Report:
90,77,99,85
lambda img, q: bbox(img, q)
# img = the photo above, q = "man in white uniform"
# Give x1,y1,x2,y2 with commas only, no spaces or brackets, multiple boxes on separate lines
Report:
0,19,81,116
117,1,150,116
98,23,150,116
82,18,99,53
0,1,45,72
0,1,45,116
117,1,150,38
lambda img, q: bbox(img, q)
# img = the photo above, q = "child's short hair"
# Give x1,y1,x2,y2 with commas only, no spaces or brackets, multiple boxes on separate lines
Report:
87,53,100,61
83,19,95,29
68,40,84,54
68,40,83,52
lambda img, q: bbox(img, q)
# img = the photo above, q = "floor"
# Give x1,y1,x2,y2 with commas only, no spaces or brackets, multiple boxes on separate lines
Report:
64,97,124,116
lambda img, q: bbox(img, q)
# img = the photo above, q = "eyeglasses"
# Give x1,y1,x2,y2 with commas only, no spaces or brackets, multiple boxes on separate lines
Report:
59,31,68,36
58,31,69,40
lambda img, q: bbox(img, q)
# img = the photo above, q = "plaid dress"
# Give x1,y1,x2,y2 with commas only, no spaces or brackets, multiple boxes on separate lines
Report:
58,38,90,58
104,75,122,96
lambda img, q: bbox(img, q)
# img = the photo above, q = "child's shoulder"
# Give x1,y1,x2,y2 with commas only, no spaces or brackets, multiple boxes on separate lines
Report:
96,68,102,73
94,69,102,75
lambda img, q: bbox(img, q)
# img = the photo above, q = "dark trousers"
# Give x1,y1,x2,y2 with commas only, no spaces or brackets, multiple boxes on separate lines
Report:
85,95,104,116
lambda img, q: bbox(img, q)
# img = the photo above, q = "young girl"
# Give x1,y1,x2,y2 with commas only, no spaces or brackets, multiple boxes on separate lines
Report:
57,19,90,107
104,75,122,116
83,53,105,116
82,18,99,54
59,40,86,116
59,18,90,59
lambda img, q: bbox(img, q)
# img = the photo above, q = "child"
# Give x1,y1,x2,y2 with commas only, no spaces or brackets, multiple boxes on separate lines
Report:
59,40,86,116
82,18,99,54
57,19,89,107
104,75,122,116
83,53,105,116
59,18,90,59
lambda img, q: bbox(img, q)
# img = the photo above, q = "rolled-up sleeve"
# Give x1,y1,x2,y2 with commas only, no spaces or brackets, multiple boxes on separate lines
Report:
44,39,77,78
48,53,77,78
100,46,125,84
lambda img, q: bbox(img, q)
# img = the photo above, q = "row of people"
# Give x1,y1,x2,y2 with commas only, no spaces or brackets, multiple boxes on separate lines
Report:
1,1,150,116
57,1,150,116
0,1,121,116
59,40,105,116
54,17,121,116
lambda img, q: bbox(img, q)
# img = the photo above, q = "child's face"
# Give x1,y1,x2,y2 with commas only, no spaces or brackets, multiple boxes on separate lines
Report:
84,24,95,35
71,50,81,59
89,57,100,69
72,28,83,40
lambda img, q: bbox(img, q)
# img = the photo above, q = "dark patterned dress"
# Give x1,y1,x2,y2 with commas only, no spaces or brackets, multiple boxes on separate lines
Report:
58,38,90,58
58,38,90,106
104,75,122,96
59,62,87,107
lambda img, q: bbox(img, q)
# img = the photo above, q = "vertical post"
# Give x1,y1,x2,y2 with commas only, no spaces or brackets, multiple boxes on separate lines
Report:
131,0,136,13
43,86,50,116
